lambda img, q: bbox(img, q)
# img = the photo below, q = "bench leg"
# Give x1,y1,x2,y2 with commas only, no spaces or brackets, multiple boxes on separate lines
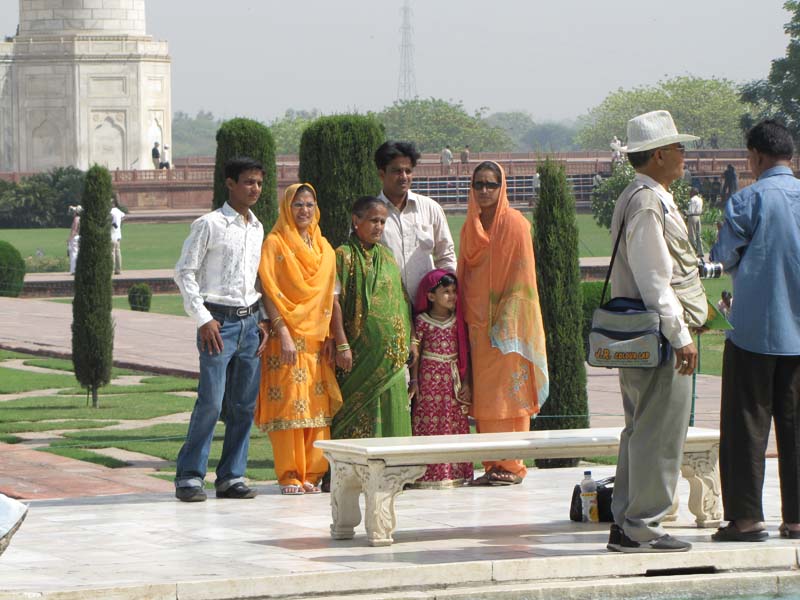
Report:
329,460,364,540
681,445,722,528
363,461,426,547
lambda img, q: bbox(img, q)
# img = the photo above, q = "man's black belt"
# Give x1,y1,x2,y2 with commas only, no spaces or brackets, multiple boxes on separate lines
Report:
204,301,259,318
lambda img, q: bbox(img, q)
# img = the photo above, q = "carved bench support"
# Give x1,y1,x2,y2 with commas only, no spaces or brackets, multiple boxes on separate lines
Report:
681,444,722,528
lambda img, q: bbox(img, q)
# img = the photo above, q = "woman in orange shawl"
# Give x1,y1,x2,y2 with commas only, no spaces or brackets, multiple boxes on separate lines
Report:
458,161,549,485
256,183,342,495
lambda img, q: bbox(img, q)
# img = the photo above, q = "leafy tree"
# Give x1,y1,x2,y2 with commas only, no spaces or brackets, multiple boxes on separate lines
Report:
72,165,114,408
213,118,278,229
298,115,384,249
269,109,320,155
0,167,84,228
487,111,579,152
591,161,690,230
532,159,589,467
740,1,800,139
575,76,746,150
172,110,221,157
376,98,512,153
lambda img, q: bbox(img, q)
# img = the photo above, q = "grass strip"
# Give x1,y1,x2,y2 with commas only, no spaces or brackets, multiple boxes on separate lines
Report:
38,447,129,468
0,393,194,422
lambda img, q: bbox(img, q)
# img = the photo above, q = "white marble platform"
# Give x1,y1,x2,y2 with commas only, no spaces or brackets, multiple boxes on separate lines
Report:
0,461,796,600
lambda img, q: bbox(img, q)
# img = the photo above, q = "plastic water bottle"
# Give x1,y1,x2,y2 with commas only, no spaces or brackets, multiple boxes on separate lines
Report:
580,470,599,523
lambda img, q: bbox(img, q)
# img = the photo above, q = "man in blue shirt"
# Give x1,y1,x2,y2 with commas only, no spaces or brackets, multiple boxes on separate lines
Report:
710,120,800,542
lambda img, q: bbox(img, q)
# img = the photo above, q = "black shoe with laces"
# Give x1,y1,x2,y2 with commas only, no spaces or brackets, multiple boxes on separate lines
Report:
607,524,623,552
618,530,691,553
175,486,207,503
216,482,257,499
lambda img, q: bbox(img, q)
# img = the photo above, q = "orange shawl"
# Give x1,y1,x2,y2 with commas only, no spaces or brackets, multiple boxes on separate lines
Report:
457,162,549,408
259,183,336,341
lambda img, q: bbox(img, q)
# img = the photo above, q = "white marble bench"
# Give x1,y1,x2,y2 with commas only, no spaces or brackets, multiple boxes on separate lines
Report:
315,426,721,546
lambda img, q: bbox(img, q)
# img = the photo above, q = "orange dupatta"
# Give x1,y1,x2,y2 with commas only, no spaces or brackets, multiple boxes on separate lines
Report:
457,162,549,410
259,183,336,342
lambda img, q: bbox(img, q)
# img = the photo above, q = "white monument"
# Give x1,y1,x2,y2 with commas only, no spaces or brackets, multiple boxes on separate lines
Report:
0,0,171,172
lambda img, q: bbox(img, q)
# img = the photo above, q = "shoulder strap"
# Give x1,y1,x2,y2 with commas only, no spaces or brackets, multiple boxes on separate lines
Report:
600,186,649,304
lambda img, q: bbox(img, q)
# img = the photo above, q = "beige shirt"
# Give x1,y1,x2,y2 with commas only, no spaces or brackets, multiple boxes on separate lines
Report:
378,190,457,299
609,174,694,348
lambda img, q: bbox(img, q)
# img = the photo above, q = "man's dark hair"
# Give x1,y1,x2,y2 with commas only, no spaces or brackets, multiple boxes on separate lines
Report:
627,149,655,168
746,120,794,160
374,141,421,170
224,156,265,181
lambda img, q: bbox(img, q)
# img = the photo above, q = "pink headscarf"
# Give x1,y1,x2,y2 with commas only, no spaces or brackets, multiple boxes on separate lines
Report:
413,268,469,380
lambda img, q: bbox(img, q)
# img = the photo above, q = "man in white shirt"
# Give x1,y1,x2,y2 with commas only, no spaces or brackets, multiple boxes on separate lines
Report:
686,188,704,257
173,157,269,502
109,196,125,274
606,111,704,553
440,145,453,175
375,141,457,301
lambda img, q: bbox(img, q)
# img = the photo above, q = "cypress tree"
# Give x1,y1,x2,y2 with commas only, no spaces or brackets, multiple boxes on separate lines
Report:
213,118,278,229
532,159,589,468
298,115,384,248
72,165,114,408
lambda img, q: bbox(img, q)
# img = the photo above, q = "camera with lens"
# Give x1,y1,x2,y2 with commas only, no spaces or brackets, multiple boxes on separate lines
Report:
698,259,723,279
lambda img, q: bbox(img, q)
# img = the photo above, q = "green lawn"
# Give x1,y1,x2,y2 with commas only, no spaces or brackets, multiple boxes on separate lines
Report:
0,366,80,394
1,393,195,422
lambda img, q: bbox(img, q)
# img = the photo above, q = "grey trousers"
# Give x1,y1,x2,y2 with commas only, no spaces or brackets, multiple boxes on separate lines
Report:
612,361,692,541
688,217,703,257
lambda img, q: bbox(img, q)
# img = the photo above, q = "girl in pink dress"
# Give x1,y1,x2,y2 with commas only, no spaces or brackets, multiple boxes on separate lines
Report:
409,270,473,487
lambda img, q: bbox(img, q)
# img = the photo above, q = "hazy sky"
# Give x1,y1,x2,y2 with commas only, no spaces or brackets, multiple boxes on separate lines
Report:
0,1,791,123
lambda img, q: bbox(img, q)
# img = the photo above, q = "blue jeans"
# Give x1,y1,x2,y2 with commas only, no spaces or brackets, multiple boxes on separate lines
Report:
175,311,261,490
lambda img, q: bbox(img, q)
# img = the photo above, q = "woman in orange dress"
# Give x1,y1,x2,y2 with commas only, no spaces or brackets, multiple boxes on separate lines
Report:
458,161,549,486
256,183,342,495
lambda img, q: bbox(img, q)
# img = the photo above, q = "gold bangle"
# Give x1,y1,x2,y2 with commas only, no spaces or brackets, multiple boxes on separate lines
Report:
336,343,350,352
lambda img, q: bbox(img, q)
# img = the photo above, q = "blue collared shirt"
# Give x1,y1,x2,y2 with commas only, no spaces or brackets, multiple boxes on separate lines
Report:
710,165,800,355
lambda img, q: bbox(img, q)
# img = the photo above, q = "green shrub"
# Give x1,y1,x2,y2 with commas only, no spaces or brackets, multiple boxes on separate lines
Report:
72,165,113,408
127,283,152,312
0,167,85,228
532,159,589,468
213,118,278,229
0,240,25,297
299,115,384,249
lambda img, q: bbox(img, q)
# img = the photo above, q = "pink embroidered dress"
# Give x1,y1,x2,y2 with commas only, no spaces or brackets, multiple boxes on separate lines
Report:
411,312,474,487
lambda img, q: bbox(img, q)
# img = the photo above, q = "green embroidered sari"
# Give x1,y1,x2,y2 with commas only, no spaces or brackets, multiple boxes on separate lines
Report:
332,238,412,439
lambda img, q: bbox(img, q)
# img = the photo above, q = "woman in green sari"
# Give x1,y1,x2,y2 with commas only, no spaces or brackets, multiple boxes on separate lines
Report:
330,196,413,439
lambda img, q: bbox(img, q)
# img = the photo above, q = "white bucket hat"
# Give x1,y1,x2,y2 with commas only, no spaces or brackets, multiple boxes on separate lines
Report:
622,110,699,153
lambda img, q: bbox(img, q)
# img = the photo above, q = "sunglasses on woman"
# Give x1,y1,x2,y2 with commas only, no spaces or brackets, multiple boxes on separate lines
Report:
472,181,501,191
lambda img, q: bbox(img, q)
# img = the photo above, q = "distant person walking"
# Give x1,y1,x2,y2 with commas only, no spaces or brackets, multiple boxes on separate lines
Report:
173,156,268,502
159,144,171,169
441,145,453,175
686,188,704,258
151,142,160,169
109,196,125,274
460,145,470,170
721,164,738,203
67,204,81,275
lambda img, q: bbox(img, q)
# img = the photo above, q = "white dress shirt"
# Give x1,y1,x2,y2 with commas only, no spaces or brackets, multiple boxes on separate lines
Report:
174,202,263,327
687,194,703,217
610,174,693,348
378,190,457,299
110,206,125,242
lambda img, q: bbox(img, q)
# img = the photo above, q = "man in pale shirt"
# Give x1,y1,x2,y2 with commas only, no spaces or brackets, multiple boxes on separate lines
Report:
109,195,125,274
606,110,703,554
374,140,456,301
686,187,704,257
173,157,269,502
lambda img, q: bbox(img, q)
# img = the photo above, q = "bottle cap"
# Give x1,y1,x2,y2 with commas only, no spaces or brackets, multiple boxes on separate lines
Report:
584,470,591,476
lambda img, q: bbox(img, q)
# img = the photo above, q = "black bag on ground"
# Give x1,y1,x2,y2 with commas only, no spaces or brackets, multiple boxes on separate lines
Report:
569,477,614,522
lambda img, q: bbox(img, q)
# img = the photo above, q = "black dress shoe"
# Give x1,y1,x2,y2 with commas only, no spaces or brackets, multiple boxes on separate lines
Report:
216,482,257,499
175,486,207,502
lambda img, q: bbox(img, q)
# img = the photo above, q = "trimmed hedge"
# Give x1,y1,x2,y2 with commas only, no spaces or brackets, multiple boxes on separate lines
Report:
532,159,589,468
72,165,113,408
213,118,278,229
127,283,152,312
0,241,25,297
298,115,384,249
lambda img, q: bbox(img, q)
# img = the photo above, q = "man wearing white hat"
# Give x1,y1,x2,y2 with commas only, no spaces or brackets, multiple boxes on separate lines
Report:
606,110,708,553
